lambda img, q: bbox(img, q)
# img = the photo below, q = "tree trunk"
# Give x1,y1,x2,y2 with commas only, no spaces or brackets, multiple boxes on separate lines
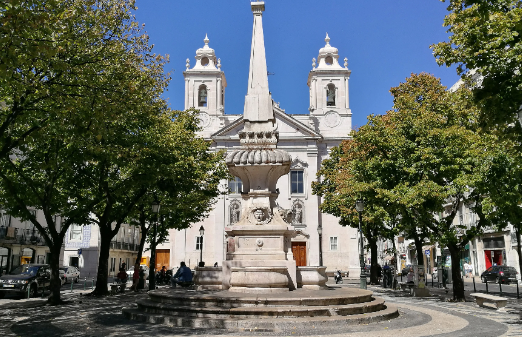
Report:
93,225,113,296
47,242,64,305
414,234,423,266
136,222,149,266
515,226,522,283
369,238,378,284
448,243,465,301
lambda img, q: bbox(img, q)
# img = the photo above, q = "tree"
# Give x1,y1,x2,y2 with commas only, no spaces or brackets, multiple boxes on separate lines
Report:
0,0,170,304
431,0,522,127
315,73,498,300
480,135,522,280
383,73,497,300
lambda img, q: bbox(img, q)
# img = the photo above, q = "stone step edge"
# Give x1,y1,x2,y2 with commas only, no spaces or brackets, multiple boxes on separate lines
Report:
148,290,373,307
122,304,399,330
135,297,386,317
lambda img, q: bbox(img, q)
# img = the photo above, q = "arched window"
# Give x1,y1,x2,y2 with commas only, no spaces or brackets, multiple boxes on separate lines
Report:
198,84,208,107
326,83,336,107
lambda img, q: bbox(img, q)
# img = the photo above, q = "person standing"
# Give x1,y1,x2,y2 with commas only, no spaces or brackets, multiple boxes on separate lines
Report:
130,263,139,291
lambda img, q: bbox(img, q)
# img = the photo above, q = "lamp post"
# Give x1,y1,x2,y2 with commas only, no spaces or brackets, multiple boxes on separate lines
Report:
355,199,366,289
317,226,323,266
199,225,205,267
149,199,160,291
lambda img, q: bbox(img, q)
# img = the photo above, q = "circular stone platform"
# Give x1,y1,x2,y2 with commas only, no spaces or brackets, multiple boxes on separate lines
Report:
123,286,399,330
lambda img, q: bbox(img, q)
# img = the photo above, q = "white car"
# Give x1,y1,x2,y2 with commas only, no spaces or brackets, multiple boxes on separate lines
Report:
59,266,80,284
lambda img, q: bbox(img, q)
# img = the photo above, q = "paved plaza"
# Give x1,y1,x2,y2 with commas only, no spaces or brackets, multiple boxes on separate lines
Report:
0,279,521,337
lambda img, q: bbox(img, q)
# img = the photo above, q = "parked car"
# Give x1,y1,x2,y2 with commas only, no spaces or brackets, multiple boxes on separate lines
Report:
126,265,149,280
0,264,51,298
59,266,80,284
480,265,518,284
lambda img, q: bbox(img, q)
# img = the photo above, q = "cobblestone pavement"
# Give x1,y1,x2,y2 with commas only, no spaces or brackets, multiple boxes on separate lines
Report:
0,284,520,337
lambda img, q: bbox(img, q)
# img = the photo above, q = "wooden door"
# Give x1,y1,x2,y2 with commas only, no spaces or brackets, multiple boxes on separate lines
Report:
291,242,306,267
155,249,170,270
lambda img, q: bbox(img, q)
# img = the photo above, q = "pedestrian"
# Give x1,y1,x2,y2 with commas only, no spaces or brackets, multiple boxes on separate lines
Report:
130,263,139,291
382,263,390,288
171,261,193,288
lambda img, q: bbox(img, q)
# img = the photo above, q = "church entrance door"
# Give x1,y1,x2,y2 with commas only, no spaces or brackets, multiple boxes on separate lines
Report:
291,242,307,267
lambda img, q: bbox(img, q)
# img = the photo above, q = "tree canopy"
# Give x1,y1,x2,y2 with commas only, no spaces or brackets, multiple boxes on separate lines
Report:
431,0,522,127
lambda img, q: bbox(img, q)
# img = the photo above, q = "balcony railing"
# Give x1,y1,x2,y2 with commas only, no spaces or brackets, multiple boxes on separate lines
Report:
109,241,139,252
0,227,46,246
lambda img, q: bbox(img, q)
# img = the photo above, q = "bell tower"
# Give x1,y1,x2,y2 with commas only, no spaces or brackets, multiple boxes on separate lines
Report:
307,34,351,117
183,35,227,116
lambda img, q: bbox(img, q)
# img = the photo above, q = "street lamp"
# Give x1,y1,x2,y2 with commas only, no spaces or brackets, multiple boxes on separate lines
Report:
317,226,323,266
199,225,205,267
355,199,366,289
149,199,161,291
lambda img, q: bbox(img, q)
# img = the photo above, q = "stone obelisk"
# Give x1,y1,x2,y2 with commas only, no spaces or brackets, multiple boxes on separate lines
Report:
223,1,297,293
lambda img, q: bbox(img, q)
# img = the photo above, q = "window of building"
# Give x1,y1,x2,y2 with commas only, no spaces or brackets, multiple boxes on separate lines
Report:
0,210,11,228
201,57,209,66
198,84,208,107
330,237,338,251
326,83,336,107
290,170,304,194
69,224,82,241
228,177,242,194
196,236,203,251
110,257,116,273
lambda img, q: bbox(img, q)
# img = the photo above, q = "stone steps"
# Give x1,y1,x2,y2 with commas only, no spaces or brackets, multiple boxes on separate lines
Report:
134,296,386,319
122,303,399,330
147,288,374,308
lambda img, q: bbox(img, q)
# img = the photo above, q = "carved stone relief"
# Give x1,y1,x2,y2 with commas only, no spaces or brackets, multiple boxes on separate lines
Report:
292,199,305,226
247,207,272,225
229,199,241,225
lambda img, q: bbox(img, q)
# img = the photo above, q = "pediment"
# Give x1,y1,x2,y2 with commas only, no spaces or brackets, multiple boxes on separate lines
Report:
212,107,322,140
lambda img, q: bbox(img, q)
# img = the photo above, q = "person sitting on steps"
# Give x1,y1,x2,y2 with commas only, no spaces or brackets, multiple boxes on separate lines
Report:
171,261,193,288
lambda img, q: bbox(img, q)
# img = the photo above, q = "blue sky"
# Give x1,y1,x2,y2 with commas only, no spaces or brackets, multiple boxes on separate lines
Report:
134,1,460,130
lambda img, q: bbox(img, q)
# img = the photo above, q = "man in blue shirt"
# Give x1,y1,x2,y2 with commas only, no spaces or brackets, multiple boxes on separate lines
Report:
171,261,193,287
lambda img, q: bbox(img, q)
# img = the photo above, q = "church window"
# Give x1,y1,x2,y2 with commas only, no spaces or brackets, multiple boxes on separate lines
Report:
195,236,203,251
325,55,333,65
198,84,208,107
228,177,242,194
201,57,209,66
330,237,338,251
290,170,304,194
326,83,336,107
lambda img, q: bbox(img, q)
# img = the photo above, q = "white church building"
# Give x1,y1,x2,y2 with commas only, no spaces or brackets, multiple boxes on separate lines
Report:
150,3,361,277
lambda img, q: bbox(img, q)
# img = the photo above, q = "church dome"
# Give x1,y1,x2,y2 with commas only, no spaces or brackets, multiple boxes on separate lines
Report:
318,33,338,57
188,34,218,70
315,33,342,69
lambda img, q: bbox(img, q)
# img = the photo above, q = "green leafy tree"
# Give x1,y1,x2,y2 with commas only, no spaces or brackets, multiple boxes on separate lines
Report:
480,135,522,279
0,0,170,303
431,0,522,127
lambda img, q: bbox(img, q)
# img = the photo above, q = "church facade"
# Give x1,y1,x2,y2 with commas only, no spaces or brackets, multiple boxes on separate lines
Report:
152,7,360,277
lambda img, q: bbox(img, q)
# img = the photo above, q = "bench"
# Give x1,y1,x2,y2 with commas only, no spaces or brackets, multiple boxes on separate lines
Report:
110,283,126,294
470,293,507,309
399,282,415,292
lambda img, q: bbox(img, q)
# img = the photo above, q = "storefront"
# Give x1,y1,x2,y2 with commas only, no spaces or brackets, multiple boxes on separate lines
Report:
483,236,505,269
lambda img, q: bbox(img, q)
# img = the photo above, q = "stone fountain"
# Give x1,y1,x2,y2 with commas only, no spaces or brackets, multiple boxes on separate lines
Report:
123,2,398,329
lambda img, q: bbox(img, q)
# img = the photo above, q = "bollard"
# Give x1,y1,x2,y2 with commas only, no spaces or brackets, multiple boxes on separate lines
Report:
473,276,476,293
499,281,502,296
92,277,94,290
485,279,489,294
27,284,31,299
84,277,86,291
517,281,520,299
70,279,73,293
